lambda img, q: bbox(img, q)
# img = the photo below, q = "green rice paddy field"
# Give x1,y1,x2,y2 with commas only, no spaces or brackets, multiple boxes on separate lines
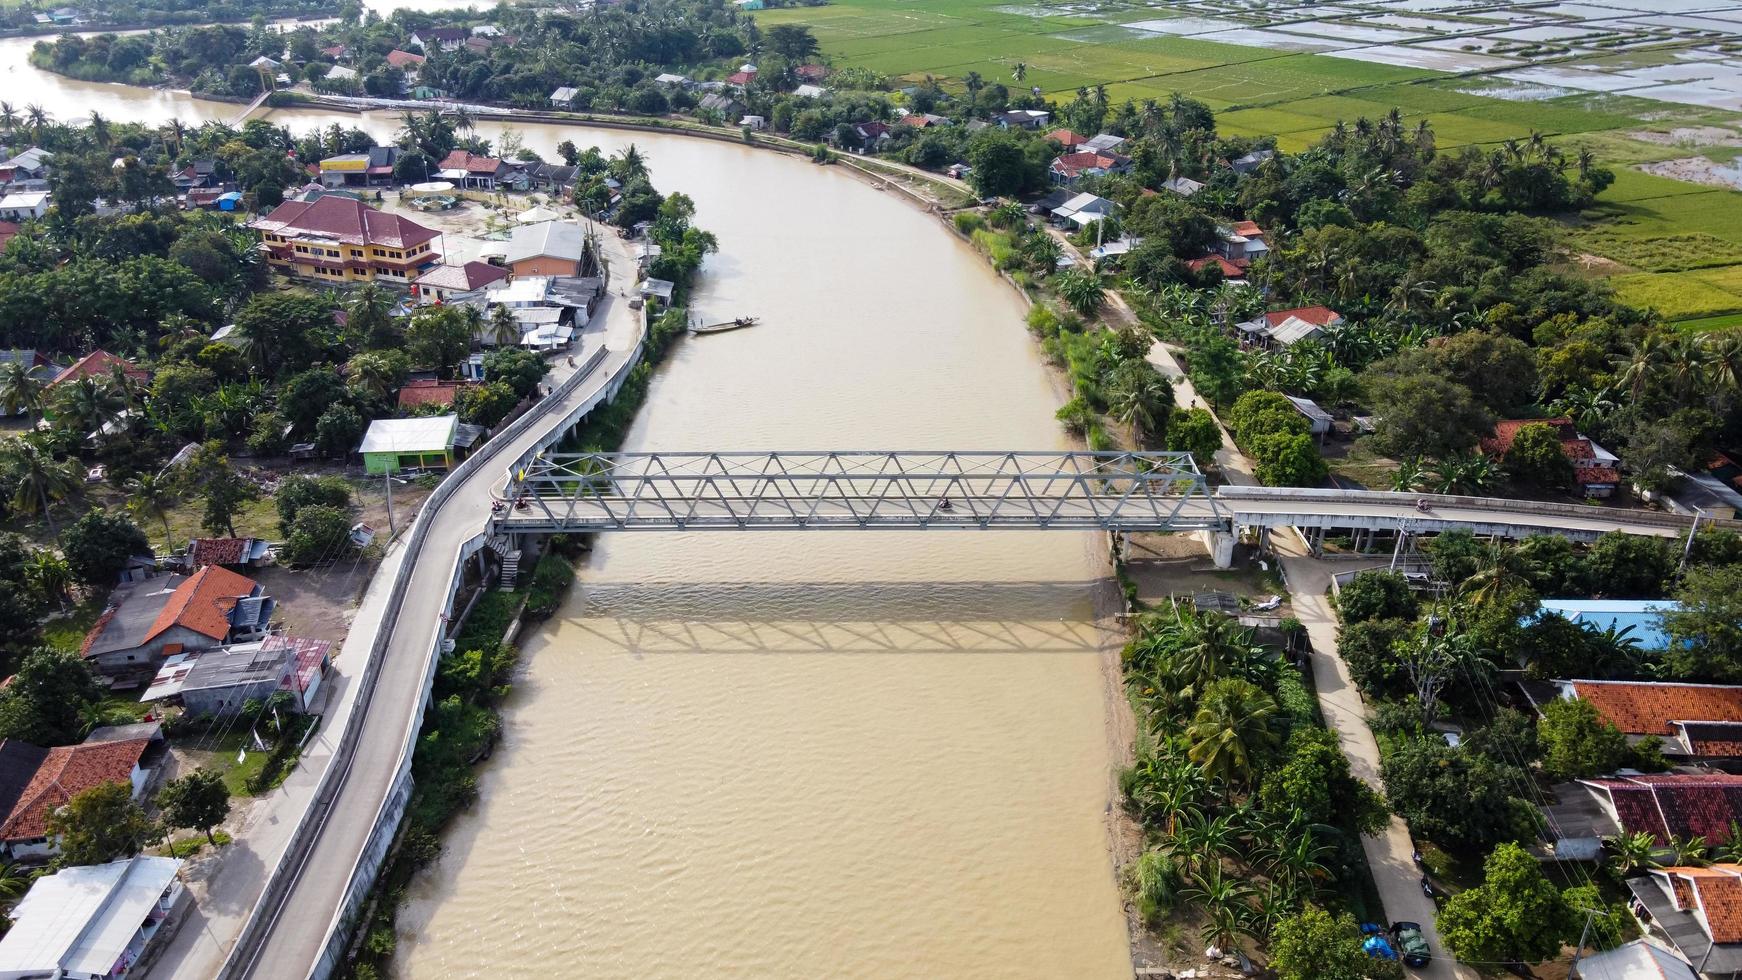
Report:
756,0,1742,325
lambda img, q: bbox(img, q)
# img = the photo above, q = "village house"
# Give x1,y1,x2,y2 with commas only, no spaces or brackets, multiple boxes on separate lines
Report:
80,566,275,681
0,147,52,189
1081,133,1127,154
898,111,951,129
1187,254,1248,283
321,43,349,60
1565,941,1698,980
505,220,590,278
169,158,219,191
318,146,399,189
794,63,829,83
438,149,508,190
1542,773,1742,862
450,275,603,349
251,195,443,285
46,350,148,391
1229,149,1276,173
1048,150,1128,187
1045,128,1086,149
0,734,157,862
386,48,425,70
1215,220,1268,264
1234,305,1344,349
0,222,18,252
739,115,766,131
0,855,184,977
142,635,331,717
1048,192,1117,229
1533,679,1742,762
549,86,579,109
1482,417,1621,498
409,27,469,52
792,83,827,100
724,64,758,87
413,260,509,305
654,72,690,87
1161,175,1206,197
0,191,49,222
0,351,55,414
1630,864,1742,976
396,378,475,410
995,109,1051,129
697,93,745,119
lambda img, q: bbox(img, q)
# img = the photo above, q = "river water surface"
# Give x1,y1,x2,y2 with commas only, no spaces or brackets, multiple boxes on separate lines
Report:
4,38,1134,979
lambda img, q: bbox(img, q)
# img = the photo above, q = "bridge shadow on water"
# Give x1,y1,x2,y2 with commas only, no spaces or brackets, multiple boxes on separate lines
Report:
547,579,1127,656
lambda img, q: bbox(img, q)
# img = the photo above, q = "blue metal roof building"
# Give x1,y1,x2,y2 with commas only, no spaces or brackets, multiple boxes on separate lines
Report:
1535,598,1682,651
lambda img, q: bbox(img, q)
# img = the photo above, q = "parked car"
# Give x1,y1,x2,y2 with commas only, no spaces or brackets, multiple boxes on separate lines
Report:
1391,921,1431,968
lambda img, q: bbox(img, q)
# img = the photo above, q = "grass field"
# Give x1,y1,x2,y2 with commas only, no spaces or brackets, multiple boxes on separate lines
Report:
756,0,1742,324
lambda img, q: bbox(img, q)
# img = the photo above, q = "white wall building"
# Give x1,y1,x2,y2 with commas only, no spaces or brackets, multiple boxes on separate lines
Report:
0,856,184,979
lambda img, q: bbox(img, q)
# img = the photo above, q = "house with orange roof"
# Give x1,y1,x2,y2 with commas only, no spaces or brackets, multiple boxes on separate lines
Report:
1545,680,1742,760
80,566,274,680
1482,417,1621,498
396,378,475,410
437,149,507,190
1631,864,1742,974
45,350,148,390
1044,128,1085,149
1049,150,1130,188
1215,220,1269,264
1187,254,1248,282
1234,305,1343,349
386,48,425,69
0,735,154,861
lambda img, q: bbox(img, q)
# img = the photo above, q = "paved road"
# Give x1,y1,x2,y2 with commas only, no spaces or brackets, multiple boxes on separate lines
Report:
188,225,644,980
1148,337,1478,979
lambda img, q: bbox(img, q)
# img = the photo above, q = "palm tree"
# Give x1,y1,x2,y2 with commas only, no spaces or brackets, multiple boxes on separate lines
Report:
963,71,984,109
1549,386,1617,434
125,472,179,553
1021,232,1062,272
0,102,16,135
1169,810,1241,874
1137,607,1266,695
2,436,78,531
1664,333,1710,401
0,361,45,423
1053,268,1106,317
1576,147,1595,181
1704,332,1742,393
1106,361,1172,447
1186,677,1281,788
611,143,648,181
1463,541,1533,608
88,110,111,150
1122,747,1208,833
23,104,48,142
1605,830,1659,875
53,376,124,441
1612,334,1669,404
488,304,521,347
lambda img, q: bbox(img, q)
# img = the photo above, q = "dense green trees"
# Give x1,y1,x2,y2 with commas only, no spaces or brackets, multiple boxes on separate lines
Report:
157,767,231,845
1537,696,1634,781
0,647,105,746
1336,571,1417,624
59,510,150,586
1437,843,1579,965
1271,905,1403,980
1380,739,1529,851
46,782,153,866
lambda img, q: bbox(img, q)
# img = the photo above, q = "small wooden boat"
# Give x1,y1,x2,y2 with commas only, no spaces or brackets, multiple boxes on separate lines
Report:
690,316,760,335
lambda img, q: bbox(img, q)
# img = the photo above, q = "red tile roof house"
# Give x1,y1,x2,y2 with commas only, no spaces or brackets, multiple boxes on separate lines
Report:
794,63,829,83
396,378,475,410
0,736,153,862
1187,254,1249,282
1049,151,1128,188
1635,864,1742,970
385,48,425,69
1044,128,1086,150
1482,417,1622,498
185,537,270,570
46,350,149,390
80,566,274,684
438,149,508,190
724,67,758,87
413,260,508,305
1548,680,1742,760
1544,773,1742,860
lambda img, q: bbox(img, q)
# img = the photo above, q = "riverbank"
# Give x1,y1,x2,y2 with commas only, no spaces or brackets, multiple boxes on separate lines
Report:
0,8,336,39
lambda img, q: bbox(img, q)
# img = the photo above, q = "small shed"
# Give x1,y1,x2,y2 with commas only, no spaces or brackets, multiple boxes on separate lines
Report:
359,415,459,474
215,191,242,212
1285,395,1333,439
549,86,579,108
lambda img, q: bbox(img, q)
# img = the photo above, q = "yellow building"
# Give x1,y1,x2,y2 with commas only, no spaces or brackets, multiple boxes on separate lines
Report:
250,195,442,285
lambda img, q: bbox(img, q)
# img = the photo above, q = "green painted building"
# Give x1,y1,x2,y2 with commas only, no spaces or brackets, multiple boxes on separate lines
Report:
359,415,458,474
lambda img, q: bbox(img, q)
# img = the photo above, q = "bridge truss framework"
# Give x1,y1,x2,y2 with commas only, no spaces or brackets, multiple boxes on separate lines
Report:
503,450,1227,533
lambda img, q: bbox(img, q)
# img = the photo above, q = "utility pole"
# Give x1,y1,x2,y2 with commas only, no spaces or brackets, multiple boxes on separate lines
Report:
1679,505,1706,574
1566,905,1608,978
385,470,395,536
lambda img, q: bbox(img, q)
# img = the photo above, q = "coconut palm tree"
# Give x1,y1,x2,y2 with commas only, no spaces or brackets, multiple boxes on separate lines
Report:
1612,334,1669,404
0,102,16,135
1106,361,1172,447
23,104,48,142
0,361,46,423
125,472,179,553
1,436,78,531
53,376,124,441
487,304,521,347
1141,608,1268,695
963,71,984,109
1186,677,1281,788
1549,386,1617,434
611,143,648,181
1122,746,1208,833
88,110,111,150
1704,332,1742,393
1021,232,1062,272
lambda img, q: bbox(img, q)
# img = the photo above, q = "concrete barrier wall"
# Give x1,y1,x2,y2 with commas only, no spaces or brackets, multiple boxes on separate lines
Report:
220,322,645,980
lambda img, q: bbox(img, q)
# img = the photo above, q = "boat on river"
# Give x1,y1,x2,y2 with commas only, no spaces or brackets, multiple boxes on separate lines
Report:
690,316,759,334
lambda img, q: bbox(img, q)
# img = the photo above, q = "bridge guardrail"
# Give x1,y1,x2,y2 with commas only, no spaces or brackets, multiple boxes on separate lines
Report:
219,329,635,980
1212,485,1740,532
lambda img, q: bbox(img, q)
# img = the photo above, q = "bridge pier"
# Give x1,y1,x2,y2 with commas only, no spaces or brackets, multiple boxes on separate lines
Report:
1197,529,1237,569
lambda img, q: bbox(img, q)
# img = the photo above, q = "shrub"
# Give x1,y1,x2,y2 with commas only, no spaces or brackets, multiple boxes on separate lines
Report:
952,212,985,234
275,475,352,535
61,510,151,586
1336,571,1418,624
1226,390,1307,448
523,553,575,619
280,504,355,568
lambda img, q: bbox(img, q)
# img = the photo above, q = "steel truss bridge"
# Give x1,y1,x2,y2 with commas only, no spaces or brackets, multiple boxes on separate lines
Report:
500,450,1225,532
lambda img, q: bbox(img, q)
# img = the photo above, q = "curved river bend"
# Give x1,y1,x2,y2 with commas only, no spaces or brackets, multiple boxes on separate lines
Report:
2,38,1133,979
